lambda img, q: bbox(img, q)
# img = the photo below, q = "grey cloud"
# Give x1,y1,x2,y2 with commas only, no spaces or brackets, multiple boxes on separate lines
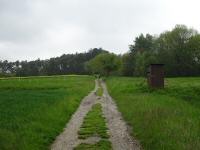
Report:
0,0,200,61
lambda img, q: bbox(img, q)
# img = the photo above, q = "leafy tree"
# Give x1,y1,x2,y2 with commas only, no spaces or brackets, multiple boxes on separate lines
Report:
156,25,198,76
126,24,200,77
128,33,157,76
87,53,121,76
121,53,135,76
129,34,155,53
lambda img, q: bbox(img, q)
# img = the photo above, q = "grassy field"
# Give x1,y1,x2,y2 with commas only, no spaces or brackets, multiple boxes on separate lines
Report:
106,77,200,150
0,75,94,150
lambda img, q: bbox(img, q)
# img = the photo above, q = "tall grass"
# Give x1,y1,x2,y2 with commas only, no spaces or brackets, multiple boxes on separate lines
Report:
0,75,94,150
106,77,200,150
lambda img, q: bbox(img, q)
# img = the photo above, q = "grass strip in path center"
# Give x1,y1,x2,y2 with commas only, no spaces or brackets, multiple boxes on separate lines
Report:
96,80,103,97
75,104,112,150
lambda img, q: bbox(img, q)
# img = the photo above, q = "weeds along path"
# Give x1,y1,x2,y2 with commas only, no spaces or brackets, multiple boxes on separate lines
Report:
100,81,141,150
51,79,140,150
51,80,98,150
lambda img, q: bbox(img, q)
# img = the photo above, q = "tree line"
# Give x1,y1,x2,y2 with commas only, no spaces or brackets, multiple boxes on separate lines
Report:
0,48,107,77
122,24,200,76
87,25,200,77
1,25,200,77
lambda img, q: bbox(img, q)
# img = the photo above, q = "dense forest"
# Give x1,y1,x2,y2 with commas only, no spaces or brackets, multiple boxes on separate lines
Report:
124,24,200,77
1,25,200,77
0,48,107,77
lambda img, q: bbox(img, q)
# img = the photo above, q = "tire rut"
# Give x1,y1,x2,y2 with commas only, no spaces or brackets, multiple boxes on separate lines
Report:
51,80,99,150
100,81,141,150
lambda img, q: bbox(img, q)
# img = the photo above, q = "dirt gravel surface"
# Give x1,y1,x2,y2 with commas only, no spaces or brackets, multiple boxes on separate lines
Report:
51,80,99,150
51,79,141,150
100,81,141,150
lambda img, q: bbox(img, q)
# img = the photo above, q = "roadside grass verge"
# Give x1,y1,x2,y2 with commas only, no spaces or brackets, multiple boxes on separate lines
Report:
75,104,111,150
106,77,200,150
0,76,94,150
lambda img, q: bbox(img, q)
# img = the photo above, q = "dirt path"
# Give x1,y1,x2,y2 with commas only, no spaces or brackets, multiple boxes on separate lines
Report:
51,80,99,150
100,81,141,150
51,80,141,150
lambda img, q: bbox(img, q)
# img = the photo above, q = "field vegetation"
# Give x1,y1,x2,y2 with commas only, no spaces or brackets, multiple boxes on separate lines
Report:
0,75,94,150
75,104,111,150
107,77,200,150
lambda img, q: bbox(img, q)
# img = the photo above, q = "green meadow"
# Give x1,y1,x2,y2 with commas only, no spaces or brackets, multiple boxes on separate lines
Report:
0,75,94,150
1,75,200,150
106,77,200,150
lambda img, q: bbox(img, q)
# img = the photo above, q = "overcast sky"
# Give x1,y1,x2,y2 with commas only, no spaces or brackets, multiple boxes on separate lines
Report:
0,0,200,61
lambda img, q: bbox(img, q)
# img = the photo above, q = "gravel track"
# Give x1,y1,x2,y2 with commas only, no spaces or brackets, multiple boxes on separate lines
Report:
100,81,141,150
51,79,141,150
51,80,98,150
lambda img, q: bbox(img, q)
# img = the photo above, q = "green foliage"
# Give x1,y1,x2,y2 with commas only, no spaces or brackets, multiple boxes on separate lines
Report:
130,33,155,53
107,77,200,150
0,75,94,150
87,53,121,76
120,53,135,76
0,48,107,77
155,25,199,76
125,24,200,77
